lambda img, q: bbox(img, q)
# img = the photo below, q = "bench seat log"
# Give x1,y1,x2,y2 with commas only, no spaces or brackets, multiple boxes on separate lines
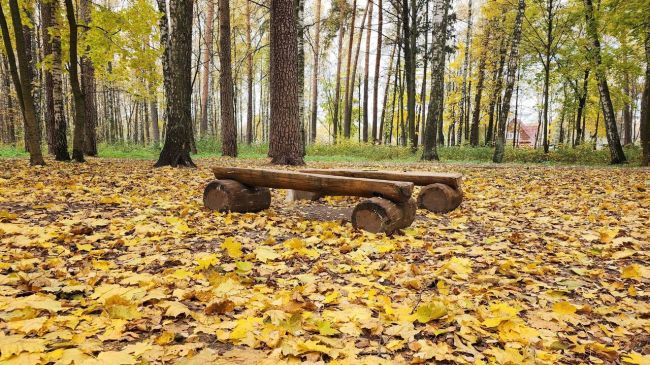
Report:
352,197,416,233
203,179,271,213
212,167,414,203
301,168,462,189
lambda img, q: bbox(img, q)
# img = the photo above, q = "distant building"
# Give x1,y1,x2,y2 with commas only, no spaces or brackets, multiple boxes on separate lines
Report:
507,119,538,147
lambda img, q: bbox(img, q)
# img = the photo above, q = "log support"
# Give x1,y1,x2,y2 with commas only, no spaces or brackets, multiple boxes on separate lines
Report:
352,197,417,234
417,183,463,213
203,179,271,213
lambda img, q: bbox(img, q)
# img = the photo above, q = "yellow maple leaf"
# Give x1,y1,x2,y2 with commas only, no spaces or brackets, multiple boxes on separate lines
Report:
552,301,577,315
621,264,649,280
254,246,280,263
222,237,243,258
414,300,448,323
196,253,219,270
162,301,191,317
0,336,46,360
97,350,137,364
623,352,650,365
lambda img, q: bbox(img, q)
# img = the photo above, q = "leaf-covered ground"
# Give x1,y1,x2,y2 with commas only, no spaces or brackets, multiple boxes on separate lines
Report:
0,158,649,365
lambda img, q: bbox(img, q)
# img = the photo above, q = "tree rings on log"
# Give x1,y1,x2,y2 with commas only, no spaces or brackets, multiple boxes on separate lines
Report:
417,183,463,213
203,179,271,213
352,197,417,233
286,189,322,202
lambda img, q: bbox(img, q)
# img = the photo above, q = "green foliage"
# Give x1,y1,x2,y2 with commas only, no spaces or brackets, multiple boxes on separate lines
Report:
0,142,643,165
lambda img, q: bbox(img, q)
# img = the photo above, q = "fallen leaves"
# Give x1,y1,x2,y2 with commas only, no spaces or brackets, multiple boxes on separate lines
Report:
0,159,648,364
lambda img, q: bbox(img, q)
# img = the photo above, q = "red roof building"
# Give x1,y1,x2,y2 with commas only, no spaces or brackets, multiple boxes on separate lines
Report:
507,119,538,146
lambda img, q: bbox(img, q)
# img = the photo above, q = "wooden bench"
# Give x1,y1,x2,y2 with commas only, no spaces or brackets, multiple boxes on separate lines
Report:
203,167,463,233
300,169,463,213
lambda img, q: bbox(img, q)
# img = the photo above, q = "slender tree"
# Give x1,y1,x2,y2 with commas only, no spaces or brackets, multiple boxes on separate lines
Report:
458,0,472,146
246,0,254,144
64,0,87,162
268,0,304,164
200,0,214,138
422,0,450,160
361,0,372,142
493,0,525,163
371,0,382,143
41,0,69,161
332,23,346,143
639,25,649,165
219,0,237,156
155,0,196,167
309,0,322,143
401,0,417,151
470,23,490,147
0,0,44,165
342,0,357,138
583,0,626,164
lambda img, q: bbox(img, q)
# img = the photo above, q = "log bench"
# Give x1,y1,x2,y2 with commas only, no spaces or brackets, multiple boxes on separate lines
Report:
301,169,463,213
205,167,416,233
204,167,463,233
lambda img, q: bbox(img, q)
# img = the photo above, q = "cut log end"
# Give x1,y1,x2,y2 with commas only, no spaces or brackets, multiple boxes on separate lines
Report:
352,197,417,234
203,179,271,213
286,189,322,202
417,183,463,213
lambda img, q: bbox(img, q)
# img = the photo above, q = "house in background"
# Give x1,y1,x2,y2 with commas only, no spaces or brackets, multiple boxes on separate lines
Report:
506,119,538,147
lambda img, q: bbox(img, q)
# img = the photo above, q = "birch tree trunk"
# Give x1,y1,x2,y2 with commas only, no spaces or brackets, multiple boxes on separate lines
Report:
493,0,525,163
422,0,450,160
309,0,321,143
583,0,626,164
371,0,382,143
361,1,373,142
200,0,214,138
154,0,196,167
332,23,345,143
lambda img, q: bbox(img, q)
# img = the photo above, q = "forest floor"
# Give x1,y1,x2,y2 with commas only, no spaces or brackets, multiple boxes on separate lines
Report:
0,158,649,364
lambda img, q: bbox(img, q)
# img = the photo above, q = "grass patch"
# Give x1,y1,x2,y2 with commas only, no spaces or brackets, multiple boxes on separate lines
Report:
0,140,644,166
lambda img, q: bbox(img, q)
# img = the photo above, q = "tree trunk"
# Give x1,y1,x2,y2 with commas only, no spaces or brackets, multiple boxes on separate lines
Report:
155,0,196,167
342,0,357,139
0,55,17,144
418,0,429,146
640,27,649,166
361,1,373,142
1,1,44,165
80,0,97,156
402,0,417,152
344,4,369,140
268,0,304,164
422,0,450,161
493,0,525,163
64,0,87,162
200,0,214,139
40,0,70,160
246,0,254,144
470,23,490,147
574,70,589,146
486,35,506,146
623,72,633,145
332,23,345,143
219,0,237,157
295,0,305,152
458,0,472,146
583,0,626,164
379,44,396,144
309,0,321,143
371,0,383,143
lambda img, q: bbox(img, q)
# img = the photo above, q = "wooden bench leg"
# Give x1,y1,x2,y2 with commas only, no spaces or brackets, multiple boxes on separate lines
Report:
352,197,416,233
286,189,322,202
417,183,463,213
203,179,271,213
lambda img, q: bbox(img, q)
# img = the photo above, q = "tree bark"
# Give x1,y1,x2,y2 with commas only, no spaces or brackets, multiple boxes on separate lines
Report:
64,0,87,162
342,0,357,139
268,0,304,164
458,0,472,146
155,0,196,167
344,3,369,140
40,0,70,160
200,0,214,139
371,0,383,143
219,0,237,157
246,0,254,144
2,0,44,165
422,0,449,161
361,1,373,142
80,0,97,156
640,27,649,166
470,23,490,147
402,0,417,151
309,0,321,143
583,0,626,164
332,22,345,143
493,0,525,163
